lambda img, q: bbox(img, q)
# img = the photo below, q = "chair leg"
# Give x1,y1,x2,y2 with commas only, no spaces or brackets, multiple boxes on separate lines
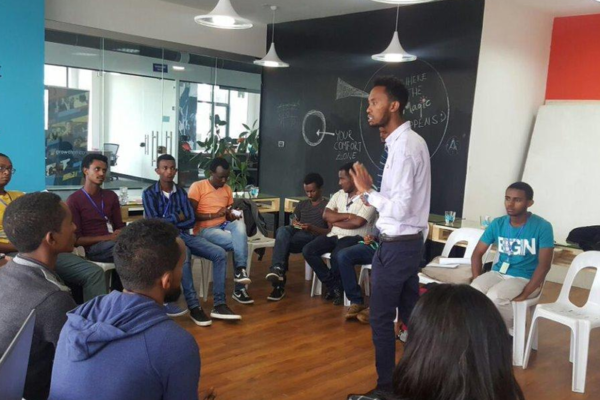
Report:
570,329,575,363
305,261,312,281
311,272,322,297
246,245,254,278
523,313,540,369
364,271,371,297
573,323,590,393
344,293,350,306
512,301,527,366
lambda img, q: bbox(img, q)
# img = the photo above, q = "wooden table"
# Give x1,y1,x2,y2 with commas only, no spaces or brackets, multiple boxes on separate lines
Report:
120,201,144,224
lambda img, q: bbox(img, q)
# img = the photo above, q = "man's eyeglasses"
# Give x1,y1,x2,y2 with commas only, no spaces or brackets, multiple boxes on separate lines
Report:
0,167,16,175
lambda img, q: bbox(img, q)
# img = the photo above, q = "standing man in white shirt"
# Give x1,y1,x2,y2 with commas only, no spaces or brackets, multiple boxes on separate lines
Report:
351,76,431,396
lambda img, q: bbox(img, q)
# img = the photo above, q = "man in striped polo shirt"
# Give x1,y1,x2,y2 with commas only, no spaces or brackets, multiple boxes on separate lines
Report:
143,154,241,327
303,163,376,305
265,173,330,301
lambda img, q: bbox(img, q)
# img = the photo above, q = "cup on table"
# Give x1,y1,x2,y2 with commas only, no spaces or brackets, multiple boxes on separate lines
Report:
444,211,456,225
250,186,259,198
480,215,491,229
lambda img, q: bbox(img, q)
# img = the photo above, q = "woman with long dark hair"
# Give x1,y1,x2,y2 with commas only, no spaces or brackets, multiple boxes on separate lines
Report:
349,284,525,400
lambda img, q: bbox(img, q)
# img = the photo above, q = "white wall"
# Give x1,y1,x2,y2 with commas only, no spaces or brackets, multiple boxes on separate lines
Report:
462,0,554,220
45,0,267,58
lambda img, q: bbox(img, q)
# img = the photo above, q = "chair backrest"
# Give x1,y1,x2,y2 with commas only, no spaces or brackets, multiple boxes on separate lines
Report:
557,251,600,309
441,228,485,258
0,310,36,400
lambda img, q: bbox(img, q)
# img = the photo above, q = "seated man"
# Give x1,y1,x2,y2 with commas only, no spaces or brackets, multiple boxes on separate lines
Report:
66,154,125,263
189,157,253,304
303,162,376,305
0,152,107,302
0,192,77,400
265,172,330,301
50,219,200,400
471,182,554,329
143,154,240,326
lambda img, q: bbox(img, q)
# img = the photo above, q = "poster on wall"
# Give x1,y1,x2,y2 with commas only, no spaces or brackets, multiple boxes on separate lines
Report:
178,82,198,149
45,86,90,186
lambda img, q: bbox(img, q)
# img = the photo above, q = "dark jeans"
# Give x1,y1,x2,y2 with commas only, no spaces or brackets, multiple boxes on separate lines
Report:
370,238,424,392
271,226,316,288
302,235,362,292
86,240,116,263
335,243,376,305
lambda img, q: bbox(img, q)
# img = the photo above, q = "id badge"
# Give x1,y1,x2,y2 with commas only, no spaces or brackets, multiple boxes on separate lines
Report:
107,221,114,233
499,262,510,275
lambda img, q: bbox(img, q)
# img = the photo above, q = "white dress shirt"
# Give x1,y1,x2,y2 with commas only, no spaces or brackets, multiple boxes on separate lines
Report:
367,121,431,236
326,189,376,238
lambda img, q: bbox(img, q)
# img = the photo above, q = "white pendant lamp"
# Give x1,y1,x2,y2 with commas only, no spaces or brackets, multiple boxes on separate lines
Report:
254,6,289,68
194,0,253,30
371,0,438,4
372,5,416,63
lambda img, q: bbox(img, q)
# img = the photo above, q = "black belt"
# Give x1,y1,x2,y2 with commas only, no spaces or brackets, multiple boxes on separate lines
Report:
379,232,422,243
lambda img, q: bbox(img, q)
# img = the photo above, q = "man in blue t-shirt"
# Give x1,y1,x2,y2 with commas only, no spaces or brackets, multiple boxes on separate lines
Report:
470,182,554,328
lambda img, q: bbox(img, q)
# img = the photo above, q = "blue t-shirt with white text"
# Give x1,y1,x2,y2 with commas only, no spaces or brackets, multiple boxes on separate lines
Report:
480,214,554,279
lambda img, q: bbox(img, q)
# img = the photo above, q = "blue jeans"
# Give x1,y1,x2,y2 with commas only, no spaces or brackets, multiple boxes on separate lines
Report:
197,219,248,292
271,225,316,288
181,233,228,307
86,240,116,263
370,238,424,391
335,243,376,305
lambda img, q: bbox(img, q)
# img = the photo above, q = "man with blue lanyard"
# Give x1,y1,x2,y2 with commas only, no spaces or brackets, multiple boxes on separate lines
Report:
351,76,431,397
143,154,241,327
471,182,554,329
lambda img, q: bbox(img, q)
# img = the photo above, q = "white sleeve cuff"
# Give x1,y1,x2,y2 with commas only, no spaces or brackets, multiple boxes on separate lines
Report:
367,190,384,209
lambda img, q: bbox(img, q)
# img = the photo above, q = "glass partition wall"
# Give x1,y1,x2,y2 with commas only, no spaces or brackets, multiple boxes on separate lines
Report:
44,30,261,191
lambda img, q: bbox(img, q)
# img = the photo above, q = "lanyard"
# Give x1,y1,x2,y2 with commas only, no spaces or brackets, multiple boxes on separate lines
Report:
80,188,108,221
161,192,174,218
0,192,13,208
504,216,529,259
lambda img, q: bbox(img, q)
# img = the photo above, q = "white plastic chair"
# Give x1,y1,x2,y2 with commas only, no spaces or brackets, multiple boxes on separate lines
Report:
523,251,600,393
240,213,275,278
512,282,545,366
191,256,214,302
419,227,488,285
358,264,372,296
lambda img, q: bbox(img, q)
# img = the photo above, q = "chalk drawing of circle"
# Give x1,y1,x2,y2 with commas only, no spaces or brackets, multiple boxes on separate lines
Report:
302,110,327,147
358,60,451,168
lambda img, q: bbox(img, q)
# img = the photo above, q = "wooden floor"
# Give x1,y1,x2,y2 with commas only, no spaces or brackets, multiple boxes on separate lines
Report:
175,250,600,400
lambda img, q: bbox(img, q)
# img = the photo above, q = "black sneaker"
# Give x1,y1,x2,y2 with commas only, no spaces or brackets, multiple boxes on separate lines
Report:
265,266,285,283
232,288,254,304
210,304,242,320
234,268,251,284
267,286,285,301
332,289,344,306
325,287,342,302
189,307,212,327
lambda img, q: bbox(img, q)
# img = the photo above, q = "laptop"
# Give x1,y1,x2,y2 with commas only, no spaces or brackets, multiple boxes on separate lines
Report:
0,310,36,400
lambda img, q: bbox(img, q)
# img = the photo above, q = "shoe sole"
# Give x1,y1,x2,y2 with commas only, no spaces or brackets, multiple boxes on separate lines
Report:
232,295,254,304
267,292,285,301
265,273,284,283
234,277,252,284
210,313,242,320
190,317,212,327
166,310,189,318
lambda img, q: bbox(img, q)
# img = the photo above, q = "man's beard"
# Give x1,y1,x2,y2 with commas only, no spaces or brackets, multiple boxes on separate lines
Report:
164,287,182,303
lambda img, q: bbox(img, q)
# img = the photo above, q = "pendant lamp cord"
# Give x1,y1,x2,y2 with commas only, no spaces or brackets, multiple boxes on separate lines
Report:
395,5,400,32
271,7,276,44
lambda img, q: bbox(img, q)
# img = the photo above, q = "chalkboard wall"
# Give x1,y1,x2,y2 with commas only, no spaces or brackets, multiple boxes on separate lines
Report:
258,0,484,216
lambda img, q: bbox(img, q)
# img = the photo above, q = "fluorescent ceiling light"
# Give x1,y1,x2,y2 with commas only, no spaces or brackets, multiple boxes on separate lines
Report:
115,48,140,54
254,6,289,68
372,5,416,63
194,0,253,30
73,52,98,57
172,65,186,71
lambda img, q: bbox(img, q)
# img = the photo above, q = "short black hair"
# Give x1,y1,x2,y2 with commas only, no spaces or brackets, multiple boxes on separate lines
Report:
82,153,108,172
303,173,324,188
0,153,9,160
157,154,176,167
507,182,534,200
113,219,181,291
373,75,410,113
339,162,355,176
209,157,230,172
3,192,67,253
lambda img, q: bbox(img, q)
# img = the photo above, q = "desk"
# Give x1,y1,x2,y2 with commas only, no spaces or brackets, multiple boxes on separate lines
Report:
284,196,305,214
235,193,281,232
121,201,144,224
428,214,482,243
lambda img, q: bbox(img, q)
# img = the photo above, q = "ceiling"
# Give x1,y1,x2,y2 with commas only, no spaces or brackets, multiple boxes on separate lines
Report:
161,0,600,24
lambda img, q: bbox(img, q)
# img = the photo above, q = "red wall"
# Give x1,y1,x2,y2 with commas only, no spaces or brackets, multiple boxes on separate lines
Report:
546,14,600,100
